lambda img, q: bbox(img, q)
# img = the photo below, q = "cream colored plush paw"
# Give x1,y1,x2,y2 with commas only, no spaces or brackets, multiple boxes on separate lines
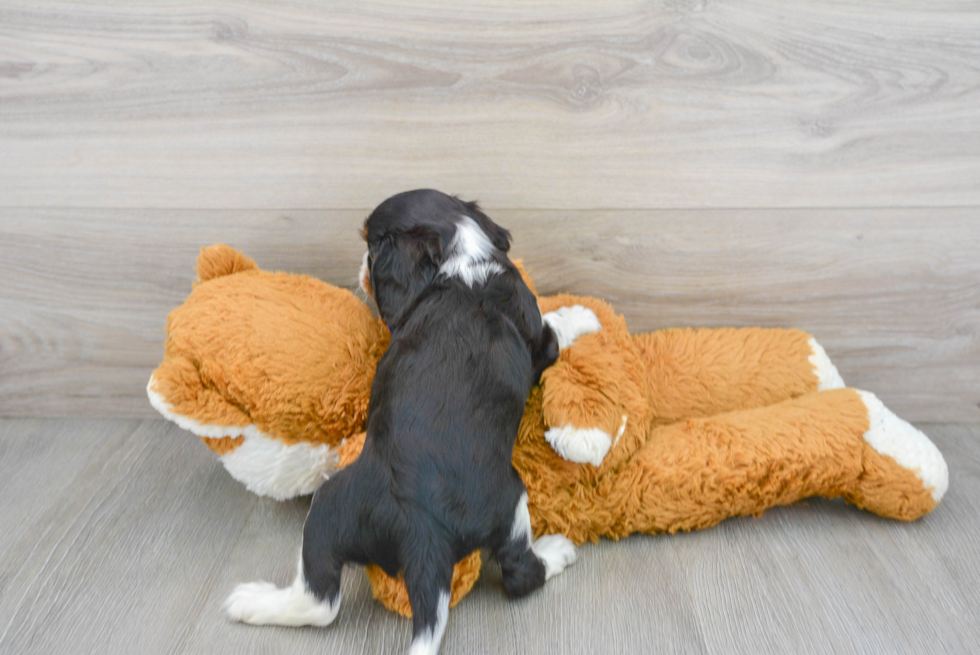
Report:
543,305,602,349
545,425,612,466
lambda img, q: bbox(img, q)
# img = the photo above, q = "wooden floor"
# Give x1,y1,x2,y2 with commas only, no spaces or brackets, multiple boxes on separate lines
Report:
0,418,977,655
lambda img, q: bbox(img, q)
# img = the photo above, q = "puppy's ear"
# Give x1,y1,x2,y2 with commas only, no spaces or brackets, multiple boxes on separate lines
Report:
464,200,511,253
404,225,444,267
370,226,442,326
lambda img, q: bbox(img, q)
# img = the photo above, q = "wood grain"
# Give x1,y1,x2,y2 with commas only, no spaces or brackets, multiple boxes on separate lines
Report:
2,207,977,422
0,420,259,654
1,418,978,654
1,0,978,209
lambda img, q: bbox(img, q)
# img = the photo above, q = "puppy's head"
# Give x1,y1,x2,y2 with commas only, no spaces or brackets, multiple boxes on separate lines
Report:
360,189,512,325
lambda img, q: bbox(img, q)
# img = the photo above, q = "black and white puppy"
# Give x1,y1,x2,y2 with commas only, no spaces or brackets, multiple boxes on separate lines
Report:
225,190,595,655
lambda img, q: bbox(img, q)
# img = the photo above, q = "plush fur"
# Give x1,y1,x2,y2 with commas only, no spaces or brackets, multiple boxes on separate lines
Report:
149,243,388,497
148,244,949,619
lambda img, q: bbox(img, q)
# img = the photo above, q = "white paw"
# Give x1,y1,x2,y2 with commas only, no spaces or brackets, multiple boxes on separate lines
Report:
225,581,282,624
224,579,339,627
532,534,578,580
808,337,845,390
545,425,612,466
543,305,602,349
857,390,949,501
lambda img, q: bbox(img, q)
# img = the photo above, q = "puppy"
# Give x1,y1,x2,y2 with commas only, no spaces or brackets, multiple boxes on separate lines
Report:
226,189,593,655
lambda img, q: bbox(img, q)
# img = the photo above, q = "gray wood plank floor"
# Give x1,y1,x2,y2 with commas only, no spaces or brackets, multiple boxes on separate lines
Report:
1,418,977,654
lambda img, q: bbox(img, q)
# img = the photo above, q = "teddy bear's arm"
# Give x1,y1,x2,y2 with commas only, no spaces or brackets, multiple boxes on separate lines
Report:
537,294,643,467
542,305,602,350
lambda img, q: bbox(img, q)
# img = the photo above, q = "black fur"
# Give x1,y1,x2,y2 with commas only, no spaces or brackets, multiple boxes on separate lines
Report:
303,189,560,646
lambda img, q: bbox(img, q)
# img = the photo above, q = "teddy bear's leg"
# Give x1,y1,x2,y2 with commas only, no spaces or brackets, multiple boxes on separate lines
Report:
844,390,948,518
633,327,844,426
604,388,946,538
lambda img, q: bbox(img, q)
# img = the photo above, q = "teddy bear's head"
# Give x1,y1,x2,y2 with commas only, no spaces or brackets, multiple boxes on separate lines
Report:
147,244,389,499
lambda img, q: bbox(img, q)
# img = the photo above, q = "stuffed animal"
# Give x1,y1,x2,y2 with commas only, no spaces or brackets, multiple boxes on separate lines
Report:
148,244,949,617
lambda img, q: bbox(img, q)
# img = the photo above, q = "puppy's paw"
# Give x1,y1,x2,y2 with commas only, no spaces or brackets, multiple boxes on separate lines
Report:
545,425,612,466
224,580,339,627
225,581,281,624
543,305,602,349
532,534,578,580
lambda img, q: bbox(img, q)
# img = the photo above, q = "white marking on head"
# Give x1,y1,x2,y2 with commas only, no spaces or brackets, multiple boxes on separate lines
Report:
439,215,504,287
224,552,340,627
407,590,451,655
808,337,845,390
857,390,949,501
542,305,602,350
509,492,532,547
358,250,372,296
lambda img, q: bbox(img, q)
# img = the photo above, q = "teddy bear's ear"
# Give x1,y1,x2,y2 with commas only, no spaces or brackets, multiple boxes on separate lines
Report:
196,244,258,284
511,259,537,296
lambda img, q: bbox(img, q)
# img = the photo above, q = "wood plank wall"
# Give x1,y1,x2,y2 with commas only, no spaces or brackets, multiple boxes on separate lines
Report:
1,1,978,421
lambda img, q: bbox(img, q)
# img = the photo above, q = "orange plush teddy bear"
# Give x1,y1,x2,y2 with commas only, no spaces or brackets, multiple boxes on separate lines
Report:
148,244,948,616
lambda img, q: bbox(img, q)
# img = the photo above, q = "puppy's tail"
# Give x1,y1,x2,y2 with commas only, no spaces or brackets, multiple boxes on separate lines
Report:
197,244,259,283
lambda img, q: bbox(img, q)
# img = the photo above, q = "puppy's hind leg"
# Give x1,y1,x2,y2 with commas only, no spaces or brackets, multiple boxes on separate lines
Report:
224,547,342,627
495,492,577,599
225,477,350,627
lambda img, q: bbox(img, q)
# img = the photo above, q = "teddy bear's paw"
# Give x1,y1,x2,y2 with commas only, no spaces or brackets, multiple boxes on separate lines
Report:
225,579,340,627
857,390,949,502
543,305,602,349
545,424,612,466
808,337,845,390
532,534,578,580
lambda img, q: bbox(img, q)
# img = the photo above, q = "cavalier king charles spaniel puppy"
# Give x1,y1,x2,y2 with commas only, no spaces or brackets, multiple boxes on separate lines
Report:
225,189,599,655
